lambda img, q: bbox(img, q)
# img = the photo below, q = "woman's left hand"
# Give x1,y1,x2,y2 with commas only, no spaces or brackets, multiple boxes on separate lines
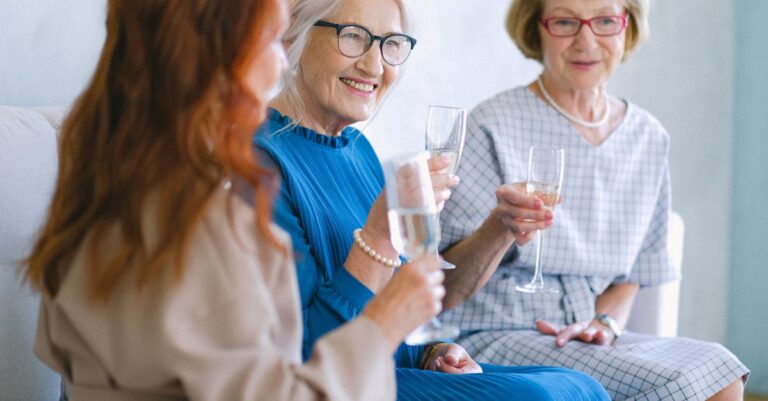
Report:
422,343,483,374
427,156,460,212
535,319,615,347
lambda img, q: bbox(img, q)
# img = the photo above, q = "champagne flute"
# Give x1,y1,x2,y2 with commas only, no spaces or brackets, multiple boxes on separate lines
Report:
425,105,466,269
384,152,460,345
515,146,565,294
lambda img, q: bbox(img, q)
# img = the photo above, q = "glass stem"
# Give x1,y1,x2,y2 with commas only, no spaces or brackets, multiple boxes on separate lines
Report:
531,230,545,287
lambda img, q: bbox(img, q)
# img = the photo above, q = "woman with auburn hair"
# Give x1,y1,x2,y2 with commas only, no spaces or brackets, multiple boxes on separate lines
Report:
25,0,446,400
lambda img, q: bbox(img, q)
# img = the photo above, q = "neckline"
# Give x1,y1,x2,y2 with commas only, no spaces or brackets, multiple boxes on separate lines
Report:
268,108,353,149
536,77,610,128
523,86,631,149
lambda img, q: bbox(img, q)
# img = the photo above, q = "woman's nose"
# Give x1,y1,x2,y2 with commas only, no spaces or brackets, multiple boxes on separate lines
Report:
356,43,385,77
572,24,600,51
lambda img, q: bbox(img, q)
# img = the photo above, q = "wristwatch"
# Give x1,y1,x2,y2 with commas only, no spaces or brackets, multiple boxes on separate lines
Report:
594,313,623,339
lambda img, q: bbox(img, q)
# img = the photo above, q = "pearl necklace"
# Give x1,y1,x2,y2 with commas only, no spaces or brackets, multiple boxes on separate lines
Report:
536,76,610,128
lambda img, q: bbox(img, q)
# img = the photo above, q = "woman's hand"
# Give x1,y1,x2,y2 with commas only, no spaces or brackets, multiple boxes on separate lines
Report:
362,255,445,351
427,155,460,212
494,182,555,246
421,343,483,374
535,319,615,347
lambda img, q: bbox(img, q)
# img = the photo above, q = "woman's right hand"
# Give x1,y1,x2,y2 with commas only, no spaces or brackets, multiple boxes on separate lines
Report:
494,182,554,246
361,254,444,350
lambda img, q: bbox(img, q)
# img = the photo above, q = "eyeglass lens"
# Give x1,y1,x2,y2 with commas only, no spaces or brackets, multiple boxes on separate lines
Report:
547,16,624,36
338,25,412,65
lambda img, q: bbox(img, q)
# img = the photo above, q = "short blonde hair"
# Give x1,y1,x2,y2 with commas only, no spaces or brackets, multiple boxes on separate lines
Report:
506,0,649,62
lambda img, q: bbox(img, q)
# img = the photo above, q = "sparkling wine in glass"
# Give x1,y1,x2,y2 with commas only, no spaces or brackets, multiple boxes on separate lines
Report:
425,105,466,270
515,147,564,294
426,105,466,175
384,152,460,345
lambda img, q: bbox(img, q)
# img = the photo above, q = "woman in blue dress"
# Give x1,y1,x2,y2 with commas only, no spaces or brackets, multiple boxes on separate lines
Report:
253,0,610,399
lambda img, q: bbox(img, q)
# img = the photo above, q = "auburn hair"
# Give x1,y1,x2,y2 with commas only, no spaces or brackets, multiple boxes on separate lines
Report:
26,0,286,301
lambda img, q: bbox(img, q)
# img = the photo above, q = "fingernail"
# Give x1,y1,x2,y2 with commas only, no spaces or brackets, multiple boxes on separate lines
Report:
451,175,460,184
534,199,542,208
435,359,441,368
545,211,553,219
545,220,553,226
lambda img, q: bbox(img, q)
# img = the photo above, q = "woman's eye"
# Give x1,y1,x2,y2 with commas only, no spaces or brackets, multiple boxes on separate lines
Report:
553,18,578,27
595,17,618,27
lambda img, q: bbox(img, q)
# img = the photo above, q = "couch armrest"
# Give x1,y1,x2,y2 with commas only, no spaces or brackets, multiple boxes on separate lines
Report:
626,212,684,336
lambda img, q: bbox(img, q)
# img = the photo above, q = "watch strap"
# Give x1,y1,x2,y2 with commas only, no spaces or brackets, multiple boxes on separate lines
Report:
594,313,622,338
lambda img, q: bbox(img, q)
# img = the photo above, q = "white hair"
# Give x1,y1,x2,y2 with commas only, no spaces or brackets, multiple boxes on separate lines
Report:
278,0,417,123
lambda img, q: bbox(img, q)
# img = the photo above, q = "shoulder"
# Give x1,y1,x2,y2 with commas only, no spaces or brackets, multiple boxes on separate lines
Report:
624,101,670,148
472,86,535,117
186,190,290,287
253,109,294,151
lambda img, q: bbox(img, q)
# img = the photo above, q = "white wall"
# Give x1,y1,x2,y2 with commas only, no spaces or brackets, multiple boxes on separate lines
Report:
0,0,735,348
0,0,106,107
608,2,735,343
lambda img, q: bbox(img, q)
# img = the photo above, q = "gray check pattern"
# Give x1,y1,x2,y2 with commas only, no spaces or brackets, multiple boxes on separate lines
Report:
438,87,748,400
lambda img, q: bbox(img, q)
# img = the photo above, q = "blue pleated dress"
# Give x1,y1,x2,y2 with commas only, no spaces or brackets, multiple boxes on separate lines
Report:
253,108,609,401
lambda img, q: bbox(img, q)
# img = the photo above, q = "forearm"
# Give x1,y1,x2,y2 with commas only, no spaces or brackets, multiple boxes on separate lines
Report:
343,229,397,293
441,209,516,309
594,282,639,328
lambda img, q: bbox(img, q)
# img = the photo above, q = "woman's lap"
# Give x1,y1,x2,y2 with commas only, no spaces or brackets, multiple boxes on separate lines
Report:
459,330,749,401
396,364,609,401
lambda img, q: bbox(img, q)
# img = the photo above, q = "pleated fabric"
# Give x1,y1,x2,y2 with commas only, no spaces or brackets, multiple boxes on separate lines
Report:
397,364,609,401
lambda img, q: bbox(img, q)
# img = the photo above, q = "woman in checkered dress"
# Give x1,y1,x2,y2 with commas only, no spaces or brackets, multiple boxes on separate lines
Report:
438,0,748,400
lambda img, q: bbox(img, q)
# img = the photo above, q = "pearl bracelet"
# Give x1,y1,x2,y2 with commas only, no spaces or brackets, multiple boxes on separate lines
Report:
353,228,402,268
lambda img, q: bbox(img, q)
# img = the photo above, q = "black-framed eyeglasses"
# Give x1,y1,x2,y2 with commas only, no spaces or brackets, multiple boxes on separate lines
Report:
313,20,417,66
539,14,628,37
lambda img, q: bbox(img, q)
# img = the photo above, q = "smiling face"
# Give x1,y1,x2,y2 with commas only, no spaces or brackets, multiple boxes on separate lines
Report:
297,0,403,133
539,0,626,92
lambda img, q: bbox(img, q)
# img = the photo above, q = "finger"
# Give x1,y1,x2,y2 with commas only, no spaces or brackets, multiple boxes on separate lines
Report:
434,357,465,374
555,322,587,347
579,327,597,343
434,188,452,205
535,320,560,336
496,184,541,209
593,329,612,345
497,202,554,222
428,269,445,285
499,217,553,234
442,345,465,364
515,231,536,245
433,285,446,302
427,155,450,172
430,172,460,190
442,353,461,366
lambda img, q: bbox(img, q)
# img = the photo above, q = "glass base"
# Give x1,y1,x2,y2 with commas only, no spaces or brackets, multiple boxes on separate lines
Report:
515,282,560,294
404,323,460,345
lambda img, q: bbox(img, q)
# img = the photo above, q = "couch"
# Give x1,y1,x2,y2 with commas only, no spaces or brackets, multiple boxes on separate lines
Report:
0,105,683,399
1,106,64,400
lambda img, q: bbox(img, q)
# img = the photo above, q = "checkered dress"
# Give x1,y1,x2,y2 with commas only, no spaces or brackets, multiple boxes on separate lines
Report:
438,87,748,401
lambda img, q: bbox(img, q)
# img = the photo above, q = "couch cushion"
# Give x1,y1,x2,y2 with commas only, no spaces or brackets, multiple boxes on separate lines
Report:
0,105,61,401
0,106,59,265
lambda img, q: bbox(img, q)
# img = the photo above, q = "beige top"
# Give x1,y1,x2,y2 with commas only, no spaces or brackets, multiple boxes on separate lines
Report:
34,188,395,401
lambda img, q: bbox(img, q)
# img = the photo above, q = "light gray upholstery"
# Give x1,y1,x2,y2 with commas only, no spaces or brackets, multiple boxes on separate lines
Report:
0,106,62,401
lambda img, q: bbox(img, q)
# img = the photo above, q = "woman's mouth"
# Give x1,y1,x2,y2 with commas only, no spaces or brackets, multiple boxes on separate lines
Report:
340,77,376,93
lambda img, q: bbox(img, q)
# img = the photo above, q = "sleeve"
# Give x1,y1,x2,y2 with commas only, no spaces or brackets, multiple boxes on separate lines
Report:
260,148,426,367
166,286,396,401
618,152,681,287
439,108,505,251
